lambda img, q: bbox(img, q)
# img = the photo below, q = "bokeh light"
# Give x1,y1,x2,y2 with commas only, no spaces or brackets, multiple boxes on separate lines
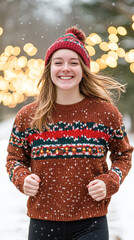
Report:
117,26,127,36
130,63,134,73
99,42,109,51
0,15,134,108
108,26,117,34
86,46,96,56
0,27,3,36
108,34,119,43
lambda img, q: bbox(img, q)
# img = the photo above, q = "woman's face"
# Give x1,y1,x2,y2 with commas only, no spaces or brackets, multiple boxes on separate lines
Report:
50,49,83,93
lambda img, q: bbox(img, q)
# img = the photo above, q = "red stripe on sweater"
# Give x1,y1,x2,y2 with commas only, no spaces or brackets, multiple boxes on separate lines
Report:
27,129,110,144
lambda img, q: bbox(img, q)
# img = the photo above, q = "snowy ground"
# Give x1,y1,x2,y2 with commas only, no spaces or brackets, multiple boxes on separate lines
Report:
0,117,134,240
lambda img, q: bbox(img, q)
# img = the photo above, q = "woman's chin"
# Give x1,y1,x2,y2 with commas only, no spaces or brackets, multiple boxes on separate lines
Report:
57,84,75,90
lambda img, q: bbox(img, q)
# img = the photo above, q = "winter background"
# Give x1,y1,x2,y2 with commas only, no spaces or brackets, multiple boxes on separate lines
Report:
0,0,134,239
0,117,133,240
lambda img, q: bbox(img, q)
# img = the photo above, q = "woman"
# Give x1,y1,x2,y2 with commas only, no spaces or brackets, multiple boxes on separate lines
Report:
6,26,133,240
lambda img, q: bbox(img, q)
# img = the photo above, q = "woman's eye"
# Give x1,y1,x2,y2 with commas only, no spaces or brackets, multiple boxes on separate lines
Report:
71,62,79,65
55,62,62,65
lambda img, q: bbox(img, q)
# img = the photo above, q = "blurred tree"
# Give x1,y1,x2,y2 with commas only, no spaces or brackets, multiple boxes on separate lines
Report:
0,0,134,130
77,0,134,131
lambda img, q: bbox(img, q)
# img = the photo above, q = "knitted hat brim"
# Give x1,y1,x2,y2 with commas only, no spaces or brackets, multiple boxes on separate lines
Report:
45,36,90,68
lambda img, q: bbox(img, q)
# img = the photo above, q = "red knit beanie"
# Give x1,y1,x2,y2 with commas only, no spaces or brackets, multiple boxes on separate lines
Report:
45,26,90,68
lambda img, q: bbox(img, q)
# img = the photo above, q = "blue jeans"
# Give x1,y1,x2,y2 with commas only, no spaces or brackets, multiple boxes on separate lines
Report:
28,215,109,240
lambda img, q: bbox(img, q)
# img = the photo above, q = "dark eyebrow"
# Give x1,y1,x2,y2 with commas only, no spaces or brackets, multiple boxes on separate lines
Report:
53,58,62,61
70,58,79,60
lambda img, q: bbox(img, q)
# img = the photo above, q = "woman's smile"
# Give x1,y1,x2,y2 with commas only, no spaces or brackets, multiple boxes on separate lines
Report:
50,49,83,92
58,76,74,80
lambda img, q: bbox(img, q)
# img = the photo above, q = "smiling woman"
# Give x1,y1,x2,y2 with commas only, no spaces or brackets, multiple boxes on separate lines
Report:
50,49,83,102
6,26,133,240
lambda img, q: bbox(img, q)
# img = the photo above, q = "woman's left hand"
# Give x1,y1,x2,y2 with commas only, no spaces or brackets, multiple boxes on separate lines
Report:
86,179,107,201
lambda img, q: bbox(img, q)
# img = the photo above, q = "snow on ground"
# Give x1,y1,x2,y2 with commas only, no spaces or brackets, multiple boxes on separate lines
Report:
0,117,134,240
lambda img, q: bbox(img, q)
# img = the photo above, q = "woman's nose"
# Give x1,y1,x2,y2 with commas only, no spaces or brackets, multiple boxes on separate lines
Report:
62,63,70,71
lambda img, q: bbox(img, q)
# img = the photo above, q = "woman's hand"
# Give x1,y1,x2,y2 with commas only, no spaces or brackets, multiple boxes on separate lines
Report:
23,174,41,196
86,179,106,201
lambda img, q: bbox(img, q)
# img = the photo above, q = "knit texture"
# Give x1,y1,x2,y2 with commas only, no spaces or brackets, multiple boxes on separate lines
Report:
45,29,90,68
6,97,133,221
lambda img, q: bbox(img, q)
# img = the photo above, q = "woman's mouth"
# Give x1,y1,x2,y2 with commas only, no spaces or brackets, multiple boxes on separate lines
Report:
58,76,73,80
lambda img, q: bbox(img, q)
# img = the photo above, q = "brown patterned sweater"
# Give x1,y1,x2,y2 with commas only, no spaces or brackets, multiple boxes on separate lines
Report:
6,97,133,221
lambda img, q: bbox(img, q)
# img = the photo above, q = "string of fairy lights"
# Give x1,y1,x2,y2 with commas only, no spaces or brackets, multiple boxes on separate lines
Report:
0,15,134,108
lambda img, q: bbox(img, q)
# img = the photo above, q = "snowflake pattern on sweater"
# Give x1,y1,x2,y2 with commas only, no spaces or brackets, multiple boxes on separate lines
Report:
6,97,133,221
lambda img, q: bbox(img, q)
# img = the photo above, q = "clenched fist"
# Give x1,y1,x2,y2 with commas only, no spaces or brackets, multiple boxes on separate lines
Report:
23,174,41,196
86,179,106,201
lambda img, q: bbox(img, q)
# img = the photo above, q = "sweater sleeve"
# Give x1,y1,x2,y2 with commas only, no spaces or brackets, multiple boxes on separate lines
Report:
6,109,31,194
96,108,133,198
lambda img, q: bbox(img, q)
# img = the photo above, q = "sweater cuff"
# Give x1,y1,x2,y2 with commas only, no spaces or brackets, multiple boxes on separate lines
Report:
96,170,120,198
12,167,31,194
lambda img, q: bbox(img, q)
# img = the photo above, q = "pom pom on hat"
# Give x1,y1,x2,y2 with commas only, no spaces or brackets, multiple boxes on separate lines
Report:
65,26,86,45
45,26,90,68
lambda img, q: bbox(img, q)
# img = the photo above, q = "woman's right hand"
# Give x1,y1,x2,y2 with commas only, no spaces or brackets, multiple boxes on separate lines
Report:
23,173,41,196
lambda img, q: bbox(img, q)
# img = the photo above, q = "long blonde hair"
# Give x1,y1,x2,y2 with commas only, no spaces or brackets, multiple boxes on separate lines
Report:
31,56,126,131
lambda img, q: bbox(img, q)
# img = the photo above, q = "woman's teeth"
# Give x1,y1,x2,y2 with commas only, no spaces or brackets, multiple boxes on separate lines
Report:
59,76,73,80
